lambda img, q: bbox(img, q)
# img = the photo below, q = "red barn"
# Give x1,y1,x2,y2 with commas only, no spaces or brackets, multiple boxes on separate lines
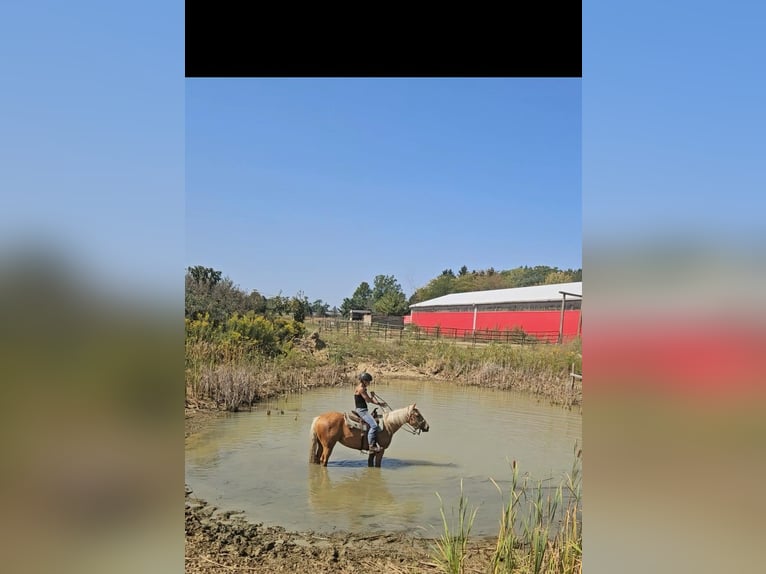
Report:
407,281,582,343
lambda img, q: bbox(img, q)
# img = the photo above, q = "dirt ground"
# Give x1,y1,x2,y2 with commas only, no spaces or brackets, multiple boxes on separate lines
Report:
184,365,522,573
185,485,497,574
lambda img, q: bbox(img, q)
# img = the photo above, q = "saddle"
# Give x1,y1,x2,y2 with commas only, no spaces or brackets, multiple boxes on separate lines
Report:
344,408,383,432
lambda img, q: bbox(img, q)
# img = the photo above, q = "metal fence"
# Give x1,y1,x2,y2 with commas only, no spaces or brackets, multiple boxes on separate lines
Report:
308,318,574,346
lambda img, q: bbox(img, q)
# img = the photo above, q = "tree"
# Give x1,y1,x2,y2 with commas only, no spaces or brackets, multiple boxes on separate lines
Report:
187,265,222,286
266,293,290,317
244,290,267,314
310,299,331,317
408,272,454,305
370,275,408,315
458,265,468,276
375,290,409,315
544,270,574,284
289,291,311,322
340,282,373,317
185,267,249,325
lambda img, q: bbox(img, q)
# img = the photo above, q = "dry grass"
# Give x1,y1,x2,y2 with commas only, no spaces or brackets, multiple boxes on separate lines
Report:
186,327,581,411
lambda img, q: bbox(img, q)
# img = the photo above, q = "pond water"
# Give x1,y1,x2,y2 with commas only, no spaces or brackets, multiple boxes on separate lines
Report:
185,379,582,537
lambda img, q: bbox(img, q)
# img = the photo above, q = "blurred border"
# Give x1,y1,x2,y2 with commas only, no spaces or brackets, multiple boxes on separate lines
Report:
584,2,766,573
1,3,184,573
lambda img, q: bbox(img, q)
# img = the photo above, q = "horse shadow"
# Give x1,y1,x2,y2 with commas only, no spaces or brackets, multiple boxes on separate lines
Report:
328,458,458,470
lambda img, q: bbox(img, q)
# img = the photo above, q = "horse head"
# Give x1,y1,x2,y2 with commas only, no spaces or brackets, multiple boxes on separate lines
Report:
407,403,430,433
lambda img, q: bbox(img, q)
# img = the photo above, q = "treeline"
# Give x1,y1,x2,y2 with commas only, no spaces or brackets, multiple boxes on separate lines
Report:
407,265,582,305
185,265,333,325
185,264,582,329
340,265,582,313
185,265,319,360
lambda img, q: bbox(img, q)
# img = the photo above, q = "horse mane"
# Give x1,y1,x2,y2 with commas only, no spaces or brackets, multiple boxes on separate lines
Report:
382,404,412,434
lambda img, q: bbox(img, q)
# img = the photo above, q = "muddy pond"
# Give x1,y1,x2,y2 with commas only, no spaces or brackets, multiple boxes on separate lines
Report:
185,379,582,537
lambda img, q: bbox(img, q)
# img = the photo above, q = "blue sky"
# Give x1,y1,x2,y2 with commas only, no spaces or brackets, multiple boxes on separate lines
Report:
186,79,582,307
583,2,765,245
1,2,185,300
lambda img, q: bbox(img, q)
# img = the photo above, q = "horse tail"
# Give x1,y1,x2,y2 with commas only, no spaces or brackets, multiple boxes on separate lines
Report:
309,416,320,464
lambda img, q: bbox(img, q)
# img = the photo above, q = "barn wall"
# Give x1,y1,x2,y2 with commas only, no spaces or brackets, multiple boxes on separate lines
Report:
410,309,581,337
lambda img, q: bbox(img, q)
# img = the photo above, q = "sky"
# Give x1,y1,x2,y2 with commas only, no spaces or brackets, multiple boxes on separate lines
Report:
583,2,765,244
1,2,184,301
186,79,582,307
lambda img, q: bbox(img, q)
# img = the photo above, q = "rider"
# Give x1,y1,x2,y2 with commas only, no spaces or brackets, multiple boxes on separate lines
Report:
354,371,385,452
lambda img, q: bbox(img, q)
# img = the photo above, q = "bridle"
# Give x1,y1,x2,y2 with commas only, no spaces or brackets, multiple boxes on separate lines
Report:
373,393,427,435
404,407,427,435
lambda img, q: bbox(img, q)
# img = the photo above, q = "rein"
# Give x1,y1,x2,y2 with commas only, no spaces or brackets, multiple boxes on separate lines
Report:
375,393,423,435
402,424,421,435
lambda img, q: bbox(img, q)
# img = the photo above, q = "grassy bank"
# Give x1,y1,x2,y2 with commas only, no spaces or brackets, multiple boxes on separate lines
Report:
185,326,582,412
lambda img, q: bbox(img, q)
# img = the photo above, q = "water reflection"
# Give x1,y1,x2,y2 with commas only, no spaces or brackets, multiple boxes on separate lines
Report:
307,466,422,531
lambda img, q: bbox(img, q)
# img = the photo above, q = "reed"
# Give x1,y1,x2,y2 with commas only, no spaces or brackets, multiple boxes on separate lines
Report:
430,479,479,574
487,445,582,574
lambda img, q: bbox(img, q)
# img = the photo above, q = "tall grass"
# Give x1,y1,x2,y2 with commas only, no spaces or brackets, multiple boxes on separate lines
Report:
318,328,582,407
487,444,582,574
431,451,582,574
186,316,582,410
431,479,479,574
185,337,347,411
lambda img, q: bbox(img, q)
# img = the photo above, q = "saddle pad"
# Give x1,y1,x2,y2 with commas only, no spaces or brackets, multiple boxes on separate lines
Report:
344,410,384,431
345,411,367,431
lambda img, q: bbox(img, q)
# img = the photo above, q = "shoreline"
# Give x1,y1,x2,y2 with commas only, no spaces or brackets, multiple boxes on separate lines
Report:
185,486,498,574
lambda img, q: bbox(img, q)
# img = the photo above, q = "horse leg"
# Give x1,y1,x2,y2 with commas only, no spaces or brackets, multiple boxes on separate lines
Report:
309,431,320,464
374,451,383,468
320,440,335,466
367,453,374,467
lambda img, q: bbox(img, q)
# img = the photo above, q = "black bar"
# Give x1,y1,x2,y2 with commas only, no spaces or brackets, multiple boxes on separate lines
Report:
186,5,582,78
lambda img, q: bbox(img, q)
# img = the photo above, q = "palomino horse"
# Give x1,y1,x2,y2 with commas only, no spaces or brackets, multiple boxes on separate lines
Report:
309,404,430,467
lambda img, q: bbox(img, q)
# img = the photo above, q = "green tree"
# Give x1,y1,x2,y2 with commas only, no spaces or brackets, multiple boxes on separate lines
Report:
289,291,310,322
369,274,408,315
340,282,373,317
266,293,290,317
544,270,574,284
409,272,455,304
187,265,222,286
375,290,409,315
185,267,256,325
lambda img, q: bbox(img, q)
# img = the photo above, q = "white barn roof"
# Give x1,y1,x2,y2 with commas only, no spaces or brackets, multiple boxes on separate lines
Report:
410,281,582,308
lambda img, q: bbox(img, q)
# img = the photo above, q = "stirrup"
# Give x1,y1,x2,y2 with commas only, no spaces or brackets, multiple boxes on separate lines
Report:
368,444,382,453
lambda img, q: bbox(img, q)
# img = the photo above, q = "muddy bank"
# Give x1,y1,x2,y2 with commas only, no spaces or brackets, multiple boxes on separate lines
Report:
185,486,496,574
